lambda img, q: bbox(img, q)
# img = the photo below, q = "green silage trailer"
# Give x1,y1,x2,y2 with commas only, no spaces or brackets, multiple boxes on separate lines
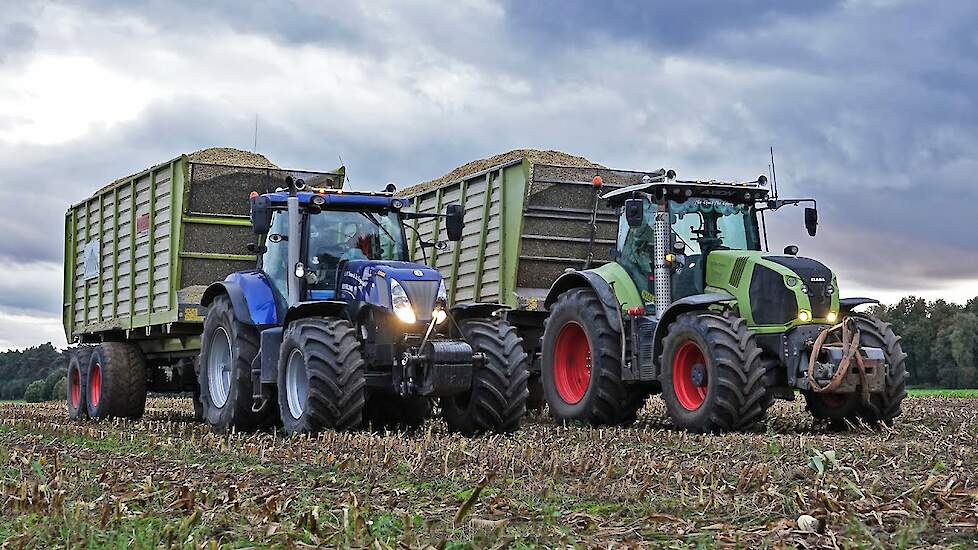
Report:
62,148,341,419
399,153,656,403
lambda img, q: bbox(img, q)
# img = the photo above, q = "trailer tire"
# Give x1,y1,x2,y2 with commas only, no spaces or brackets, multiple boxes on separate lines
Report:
441,318,530,435
278,318,366,435
660,310,773,432
542,288,647,426
67,347,93,420
365,393,431,432
85,343,147,420
198,295,269,433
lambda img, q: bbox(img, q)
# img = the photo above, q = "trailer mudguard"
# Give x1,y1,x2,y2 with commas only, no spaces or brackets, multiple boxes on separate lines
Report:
651,292,736,362
451,303,508,322
201,271,280,326
544,270,627,370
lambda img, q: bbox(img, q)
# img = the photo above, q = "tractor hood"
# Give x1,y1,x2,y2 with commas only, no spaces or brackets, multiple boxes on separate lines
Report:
706,250,839,328
338,260,443,323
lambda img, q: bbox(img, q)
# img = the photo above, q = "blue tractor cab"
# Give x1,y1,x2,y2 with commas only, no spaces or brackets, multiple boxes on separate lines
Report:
198,177,529,435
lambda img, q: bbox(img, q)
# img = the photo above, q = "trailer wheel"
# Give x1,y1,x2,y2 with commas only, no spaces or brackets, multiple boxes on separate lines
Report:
541,288,648,426
198,295,269,433
277,318,366,435
441,318,529,435
67,347,93,420
365,393,431,432
660,310,773,432
85,343,147,420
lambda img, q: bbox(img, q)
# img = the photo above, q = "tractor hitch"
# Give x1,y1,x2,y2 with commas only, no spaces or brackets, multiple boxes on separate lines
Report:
397,340,484,397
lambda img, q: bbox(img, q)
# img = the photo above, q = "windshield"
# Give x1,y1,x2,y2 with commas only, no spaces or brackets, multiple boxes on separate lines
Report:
670,198,759,254
306,209,407,292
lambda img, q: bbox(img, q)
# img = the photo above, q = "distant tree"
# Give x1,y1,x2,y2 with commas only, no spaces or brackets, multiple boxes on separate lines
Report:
23,380,47,403
50,376,67,401
948,313,978,388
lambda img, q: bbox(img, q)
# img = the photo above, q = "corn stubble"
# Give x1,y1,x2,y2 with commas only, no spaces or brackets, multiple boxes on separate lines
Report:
0,397,975,548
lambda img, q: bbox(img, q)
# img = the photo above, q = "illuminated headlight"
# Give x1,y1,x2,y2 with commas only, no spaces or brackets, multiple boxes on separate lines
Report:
433,309,447,324
798,310,812,323
389,279,416,324
826,311,838,323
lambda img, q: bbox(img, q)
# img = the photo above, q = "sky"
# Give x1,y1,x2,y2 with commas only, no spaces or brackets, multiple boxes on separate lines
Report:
1,0,976,350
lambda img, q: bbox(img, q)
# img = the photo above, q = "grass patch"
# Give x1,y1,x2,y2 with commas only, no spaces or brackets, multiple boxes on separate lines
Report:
907,388,978,397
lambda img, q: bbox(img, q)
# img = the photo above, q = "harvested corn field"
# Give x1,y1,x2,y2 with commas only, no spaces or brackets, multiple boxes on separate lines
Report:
1,397,976,548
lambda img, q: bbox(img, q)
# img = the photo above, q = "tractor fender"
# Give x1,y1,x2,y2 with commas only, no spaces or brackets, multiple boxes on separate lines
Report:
201,271,280,326
450,302,508,322
652,292,736,361
544,270,626,365
839,297,879,314
283,300,349,327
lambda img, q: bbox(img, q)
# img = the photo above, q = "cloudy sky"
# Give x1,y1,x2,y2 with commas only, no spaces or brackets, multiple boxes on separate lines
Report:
1,0,976,350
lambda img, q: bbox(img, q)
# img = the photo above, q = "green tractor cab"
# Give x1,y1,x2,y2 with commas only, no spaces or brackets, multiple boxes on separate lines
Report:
541,171,907,432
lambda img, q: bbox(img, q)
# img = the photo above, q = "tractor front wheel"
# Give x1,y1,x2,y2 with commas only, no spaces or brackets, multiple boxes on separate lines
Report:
441,318,530,435
542,288,649,426
660,310,773,432
854,314,908,425
277,318,366,435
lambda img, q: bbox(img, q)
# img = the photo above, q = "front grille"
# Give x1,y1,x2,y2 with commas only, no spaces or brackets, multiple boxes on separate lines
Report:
401,280,439,321
749,265,798,325
807,282,831,319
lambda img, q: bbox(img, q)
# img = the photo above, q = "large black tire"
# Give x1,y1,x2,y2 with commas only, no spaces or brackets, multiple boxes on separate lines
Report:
277,318,366,435
198,295,271,433
365,393,431,432
660,310,773,433
854,314,908,425
542,288,648,427
803,314,908,428
441,318,530,435
85,343,147,420
67,347,93,420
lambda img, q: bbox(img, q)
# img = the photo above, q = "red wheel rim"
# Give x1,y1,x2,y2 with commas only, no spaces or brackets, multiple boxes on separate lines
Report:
673,341,708,411
89,363,102,408
69,368,81,408
553,322,590,404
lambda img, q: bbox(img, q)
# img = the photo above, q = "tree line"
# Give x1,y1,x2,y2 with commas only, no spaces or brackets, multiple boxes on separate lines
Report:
0,295,975,401
872,296,978,389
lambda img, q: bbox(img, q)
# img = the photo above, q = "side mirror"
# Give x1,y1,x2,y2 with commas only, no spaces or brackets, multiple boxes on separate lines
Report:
784,245,799,256
624,199,644,228
445,204,464,241
804,207,818,237
250,196,272,234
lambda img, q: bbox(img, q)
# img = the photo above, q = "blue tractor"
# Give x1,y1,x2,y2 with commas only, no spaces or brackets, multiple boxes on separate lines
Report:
197,178,530,435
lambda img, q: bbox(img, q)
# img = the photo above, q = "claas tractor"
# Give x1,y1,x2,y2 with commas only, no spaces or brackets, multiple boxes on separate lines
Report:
540,170,907,432
197,178,529,435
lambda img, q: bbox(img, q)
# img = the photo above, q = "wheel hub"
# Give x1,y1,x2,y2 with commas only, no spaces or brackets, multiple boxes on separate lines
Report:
207,327,233,409
673,340,708,411
690,363,707,387
552,321,591,404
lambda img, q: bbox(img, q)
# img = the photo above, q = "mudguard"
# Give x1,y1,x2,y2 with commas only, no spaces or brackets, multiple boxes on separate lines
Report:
201,271,280,326
652,292,736,361
282,300,349,326
839,297,879,313
450,302,508,322
545,270,626,368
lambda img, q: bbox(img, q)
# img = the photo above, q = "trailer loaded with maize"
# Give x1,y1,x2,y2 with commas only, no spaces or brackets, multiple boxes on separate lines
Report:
63,148,528,435
404,150,907,432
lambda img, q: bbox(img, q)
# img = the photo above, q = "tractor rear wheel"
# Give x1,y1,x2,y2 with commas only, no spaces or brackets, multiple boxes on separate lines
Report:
542,288,649,426
660,310,773,432
67,347,93,420
198,295,271,433
277,318,366,435
85,342,147,420
853,314,907,425
441,318,530,435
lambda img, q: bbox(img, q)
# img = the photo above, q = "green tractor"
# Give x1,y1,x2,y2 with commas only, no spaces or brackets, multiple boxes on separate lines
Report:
540,170,907,432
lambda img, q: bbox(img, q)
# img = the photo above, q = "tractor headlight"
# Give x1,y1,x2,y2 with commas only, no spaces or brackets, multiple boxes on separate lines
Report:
389,279,416,324
826,311,838,323
798,310,812,323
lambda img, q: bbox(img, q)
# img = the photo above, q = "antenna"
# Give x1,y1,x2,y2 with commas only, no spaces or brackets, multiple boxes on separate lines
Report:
769,146,779,199
253,115,259,152
338,154,353,190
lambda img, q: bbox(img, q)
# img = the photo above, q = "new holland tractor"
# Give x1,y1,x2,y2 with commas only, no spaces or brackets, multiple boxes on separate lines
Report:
197,178,529,435
540,171,907,432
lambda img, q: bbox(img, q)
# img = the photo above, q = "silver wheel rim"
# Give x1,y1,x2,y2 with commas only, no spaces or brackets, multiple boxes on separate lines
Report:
286,349,308,420
207,327,233,408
